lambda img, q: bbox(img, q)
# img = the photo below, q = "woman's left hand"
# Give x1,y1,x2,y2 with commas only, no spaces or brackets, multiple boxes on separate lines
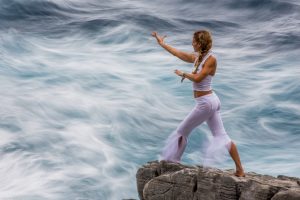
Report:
174,69,184,77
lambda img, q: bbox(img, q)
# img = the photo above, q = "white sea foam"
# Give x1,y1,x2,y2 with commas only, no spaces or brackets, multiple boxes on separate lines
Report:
0,0,299,199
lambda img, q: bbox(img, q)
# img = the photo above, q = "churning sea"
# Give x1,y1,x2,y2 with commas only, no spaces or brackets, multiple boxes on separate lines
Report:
0,0,299,199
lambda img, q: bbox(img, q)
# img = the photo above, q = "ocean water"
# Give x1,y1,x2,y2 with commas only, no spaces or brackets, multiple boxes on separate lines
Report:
0,0,299,199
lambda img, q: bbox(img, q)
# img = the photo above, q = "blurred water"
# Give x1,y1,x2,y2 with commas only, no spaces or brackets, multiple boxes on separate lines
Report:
0,0,299,199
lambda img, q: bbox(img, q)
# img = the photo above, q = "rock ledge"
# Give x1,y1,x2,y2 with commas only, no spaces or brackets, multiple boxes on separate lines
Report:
136,160,300,200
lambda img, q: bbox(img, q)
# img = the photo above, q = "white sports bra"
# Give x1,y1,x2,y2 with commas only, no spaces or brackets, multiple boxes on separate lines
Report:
192,50,214,91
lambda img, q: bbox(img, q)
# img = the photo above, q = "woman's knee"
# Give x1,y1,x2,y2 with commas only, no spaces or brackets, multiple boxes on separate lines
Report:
178,135,187,147
178,136,183,147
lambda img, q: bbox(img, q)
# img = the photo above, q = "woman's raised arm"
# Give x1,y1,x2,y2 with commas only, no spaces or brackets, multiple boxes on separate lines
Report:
151,31,196,63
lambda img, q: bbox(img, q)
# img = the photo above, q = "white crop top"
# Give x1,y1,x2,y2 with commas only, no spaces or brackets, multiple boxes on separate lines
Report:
192,50,214,91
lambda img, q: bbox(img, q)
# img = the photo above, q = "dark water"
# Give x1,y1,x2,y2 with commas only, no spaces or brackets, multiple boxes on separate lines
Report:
0,0,299,199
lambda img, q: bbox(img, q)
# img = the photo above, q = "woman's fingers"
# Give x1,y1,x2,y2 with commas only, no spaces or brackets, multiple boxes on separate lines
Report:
151,31,158,38
151,32,167,45
151,31,163,40
174,69,182,76
151,32,160,43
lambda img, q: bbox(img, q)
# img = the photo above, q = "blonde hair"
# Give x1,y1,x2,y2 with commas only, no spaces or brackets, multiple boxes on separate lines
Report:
193,30,213,72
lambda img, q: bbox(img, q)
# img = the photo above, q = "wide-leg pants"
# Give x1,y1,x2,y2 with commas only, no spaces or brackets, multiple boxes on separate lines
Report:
159,92,232,164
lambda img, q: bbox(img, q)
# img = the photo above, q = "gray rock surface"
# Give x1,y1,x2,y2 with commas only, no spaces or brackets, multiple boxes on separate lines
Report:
136,160,300,200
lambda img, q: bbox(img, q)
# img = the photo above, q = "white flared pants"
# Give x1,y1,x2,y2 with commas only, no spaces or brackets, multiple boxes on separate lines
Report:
159,92,232,164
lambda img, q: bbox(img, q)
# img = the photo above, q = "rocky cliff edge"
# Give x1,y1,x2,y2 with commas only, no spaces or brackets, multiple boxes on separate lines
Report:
136,160,300,200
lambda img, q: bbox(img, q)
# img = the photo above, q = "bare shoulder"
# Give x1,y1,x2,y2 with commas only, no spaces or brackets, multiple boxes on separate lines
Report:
202,55,217,75
205,55,217,66
192,52,216,64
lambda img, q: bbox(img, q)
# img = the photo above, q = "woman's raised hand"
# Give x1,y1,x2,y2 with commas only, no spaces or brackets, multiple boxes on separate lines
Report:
151,31,167,46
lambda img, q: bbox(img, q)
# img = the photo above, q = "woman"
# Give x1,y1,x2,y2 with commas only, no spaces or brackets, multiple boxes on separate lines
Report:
151,30,245,177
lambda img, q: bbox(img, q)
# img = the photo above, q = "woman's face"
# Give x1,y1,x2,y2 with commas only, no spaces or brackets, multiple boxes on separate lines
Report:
192,37,201,52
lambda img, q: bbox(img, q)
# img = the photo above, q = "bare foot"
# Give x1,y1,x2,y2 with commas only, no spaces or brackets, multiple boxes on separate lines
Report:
234,171,246,177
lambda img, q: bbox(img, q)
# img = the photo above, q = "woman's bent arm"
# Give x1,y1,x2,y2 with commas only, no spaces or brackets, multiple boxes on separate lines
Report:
174,56,215,82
